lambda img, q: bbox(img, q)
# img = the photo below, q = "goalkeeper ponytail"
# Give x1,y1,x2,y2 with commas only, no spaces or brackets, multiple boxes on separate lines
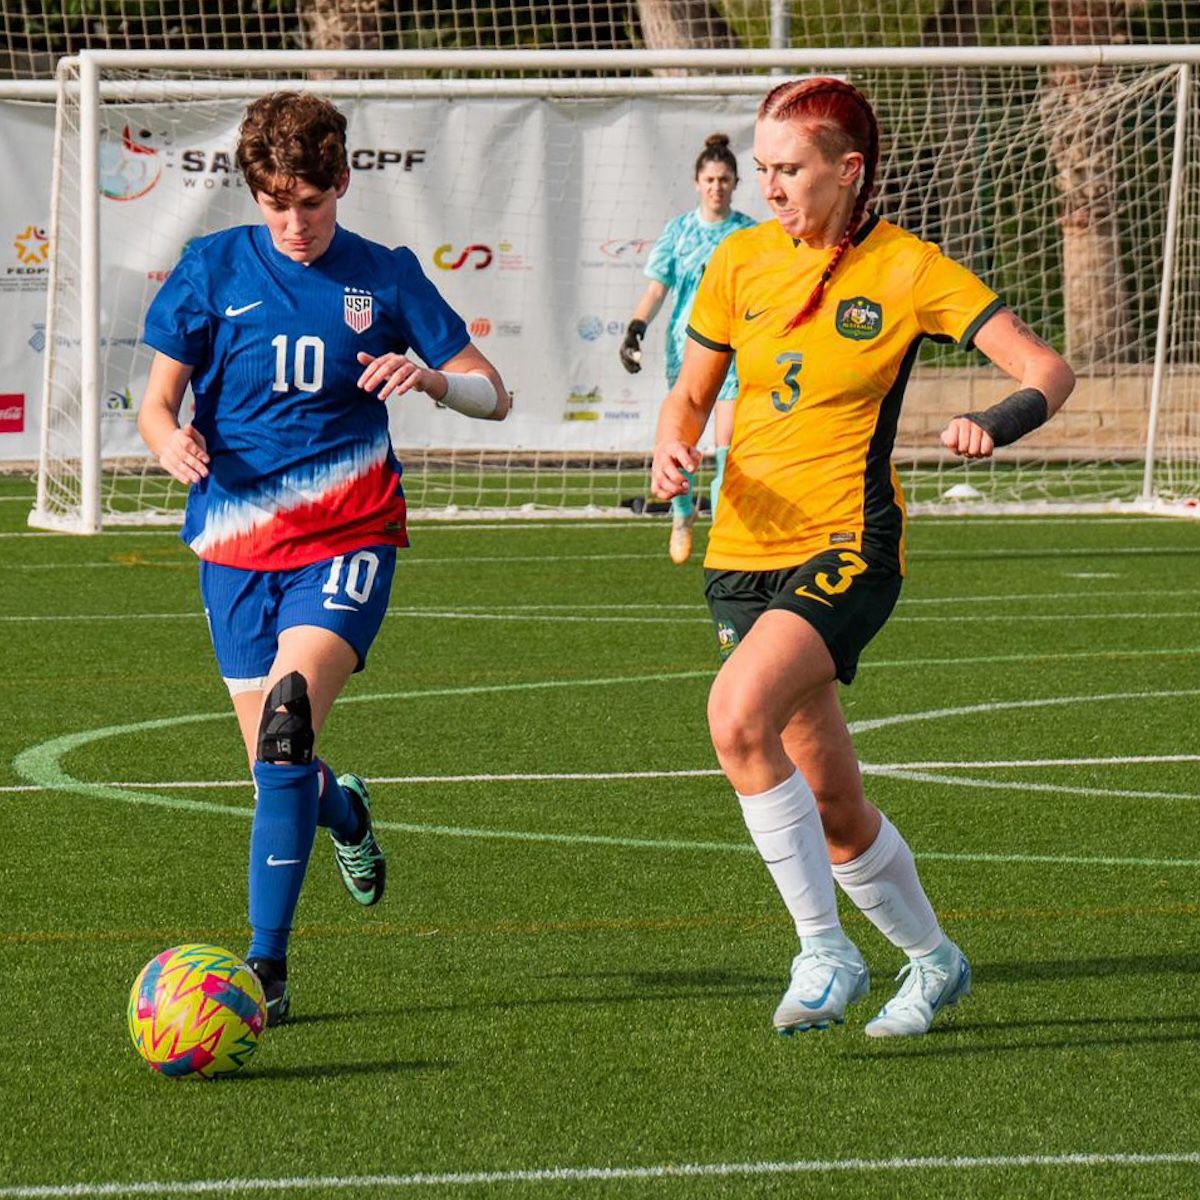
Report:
757,78,880,331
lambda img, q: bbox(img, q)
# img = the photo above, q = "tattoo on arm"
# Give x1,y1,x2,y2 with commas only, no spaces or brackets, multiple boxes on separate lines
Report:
1011,314,1049,350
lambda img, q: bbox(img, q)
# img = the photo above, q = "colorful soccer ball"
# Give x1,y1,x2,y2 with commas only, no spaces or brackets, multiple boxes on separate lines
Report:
128,944,267,1080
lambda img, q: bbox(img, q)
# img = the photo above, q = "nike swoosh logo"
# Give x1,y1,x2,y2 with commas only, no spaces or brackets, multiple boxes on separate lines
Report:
744,307,768,320
793,586,834,609
799,974,837,1011
322,597,359,612
266,854,301,867
224,301,263,317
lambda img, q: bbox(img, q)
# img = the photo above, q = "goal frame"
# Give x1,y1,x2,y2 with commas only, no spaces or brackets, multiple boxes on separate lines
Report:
26,44,1200,532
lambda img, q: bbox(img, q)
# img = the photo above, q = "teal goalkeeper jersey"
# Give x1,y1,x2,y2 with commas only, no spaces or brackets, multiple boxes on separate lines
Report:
644,207,757,395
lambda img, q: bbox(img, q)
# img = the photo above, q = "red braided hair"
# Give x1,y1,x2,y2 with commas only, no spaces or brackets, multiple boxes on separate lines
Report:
757,77,880,330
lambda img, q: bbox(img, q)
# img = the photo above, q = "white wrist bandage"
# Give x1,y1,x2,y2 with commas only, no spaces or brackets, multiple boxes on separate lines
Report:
439,373,499,419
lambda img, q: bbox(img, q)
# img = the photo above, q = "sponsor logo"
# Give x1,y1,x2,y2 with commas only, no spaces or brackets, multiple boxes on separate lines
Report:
567,386,602,405
28,322,139,354
829,532,856,545
602,410,640,420
348,148,426,171
468,317,492,338
581,237,654,269
5,224,51,294
322,597,359,612
599,238,652,260
99,126,164,201
496,320,522,337
174,147,426,189
577,317,627,342
434,243,493,271
0,394,25,434
835,296,883,340
433,241,530,271
577,315,603,342
102,388,135,419
13,225,49,267
563,410,600,422
266,854,302,867
744,307,768,321
343,287,374,334
224,300,263,318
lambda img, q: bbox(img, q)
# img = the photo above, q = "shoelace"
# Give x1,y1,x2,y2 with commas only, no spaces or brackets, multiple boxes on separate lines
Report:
792,948,861,983
334,831,381,877
889,958,950,1005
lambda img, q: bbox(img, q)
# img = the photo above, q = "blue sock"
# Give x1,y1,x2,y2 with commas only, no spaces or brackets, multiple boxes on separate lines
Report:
671,469,697,519
316,760,360,841
710,447,728,521
248,760,320,963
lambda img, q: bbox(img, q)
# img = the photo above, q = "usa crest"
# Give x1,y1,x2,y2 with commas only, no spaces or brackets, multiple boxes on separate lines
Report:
343,288,374,334
835,296,883,341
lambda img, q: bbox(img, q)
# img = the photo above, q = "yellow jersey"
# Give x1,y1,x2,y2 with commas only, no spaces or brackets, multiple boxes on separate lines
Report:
688,214,1003,573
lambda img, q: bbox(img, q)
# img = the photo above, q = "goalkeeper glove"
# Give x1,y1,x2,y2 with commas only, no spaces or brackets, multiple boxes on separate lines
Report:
619,319,647,374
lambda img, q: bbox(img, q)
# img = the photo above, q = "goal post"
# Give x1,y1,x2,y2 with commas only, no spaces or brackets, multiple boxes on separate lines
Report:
27,45,1200,532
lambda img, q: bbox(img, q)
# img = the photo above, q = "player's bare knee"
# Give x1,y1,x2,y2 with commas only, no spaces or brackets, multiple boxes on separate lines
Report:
256,670,314,764
708,701,766,769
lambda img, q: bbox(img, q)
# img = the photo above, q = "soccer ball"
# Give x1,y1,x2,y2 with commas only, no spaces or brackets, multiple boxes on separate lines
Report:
128,944,267,1080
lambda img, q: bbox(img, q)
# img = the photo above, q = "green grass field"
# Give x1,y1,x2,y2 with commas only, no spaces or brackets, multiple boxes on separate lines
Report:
2,470,1200,1199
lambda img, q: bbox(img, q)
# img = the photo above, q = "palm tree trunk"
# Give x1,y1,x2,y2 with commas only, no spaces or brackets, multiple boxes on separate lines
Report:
634,0,738,53
299,0,382,76
1043,0,1130,367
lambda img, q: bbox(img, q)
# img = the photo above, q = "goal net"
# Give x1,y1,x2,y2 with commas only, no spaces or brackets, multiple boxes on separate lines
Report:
29,48,1200,531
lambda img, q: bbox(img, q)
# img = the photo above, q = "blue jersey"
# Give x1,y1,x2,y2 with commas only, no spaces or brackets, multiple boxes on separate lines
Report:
144,223,470,570
644,208,757,395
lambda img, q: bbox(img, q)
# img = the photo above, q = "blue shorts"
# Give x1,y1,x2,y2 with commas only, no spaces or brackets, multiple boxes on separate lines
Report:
199,546,397,686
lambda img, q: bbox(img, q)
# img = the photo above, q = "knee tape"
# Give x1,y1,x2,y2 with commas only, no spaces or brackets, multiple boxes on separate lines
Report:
256,671,314,764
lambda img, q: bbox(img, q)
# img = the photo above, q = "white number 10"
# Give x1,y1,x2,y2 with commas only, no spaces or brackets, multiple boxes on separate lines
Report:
271,334,325,393
322,550,380,604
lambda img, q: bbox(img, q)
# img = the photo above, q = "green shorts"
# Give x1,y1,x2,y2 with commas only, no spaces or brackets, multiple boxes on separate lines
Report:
704,548,902,684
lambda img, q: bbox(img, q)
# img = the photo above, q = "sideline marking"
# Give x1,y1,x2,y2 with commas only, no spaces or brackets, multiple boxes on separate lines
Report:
1,1151,1198,1197
11,684,1200,868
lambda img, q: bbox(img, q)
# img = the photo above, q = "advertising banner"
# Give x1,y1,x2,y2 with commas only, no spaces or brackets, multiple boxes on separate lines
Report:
0,93,768,464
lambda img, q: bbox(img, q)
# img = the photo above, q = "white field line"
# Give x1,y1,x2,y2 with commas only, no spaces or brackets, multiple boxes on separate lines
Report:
871,753,1200,769
10,685,1200,865
1,1152,1198,1197
0,752,1194,796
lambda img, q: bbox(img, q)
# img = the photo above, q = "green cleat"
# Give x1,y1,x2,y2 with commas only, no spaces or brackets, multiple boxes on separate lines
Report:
330,773,387,907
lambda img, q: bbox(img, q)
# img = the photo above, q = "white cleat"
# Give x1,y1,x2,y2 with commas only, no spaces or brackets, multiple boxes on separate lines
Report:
865,939,971,1038
773,943,870,1034
668,511,697,565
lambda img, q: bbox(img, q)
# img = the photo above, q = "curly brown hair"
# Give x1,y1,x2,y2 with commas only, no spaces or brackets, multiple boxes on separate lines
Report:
236,91,348,201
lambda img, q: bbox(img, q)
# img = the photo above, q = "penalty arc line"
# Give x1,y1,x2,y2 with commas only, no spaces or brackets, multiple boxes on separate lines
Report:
9,680,1200,870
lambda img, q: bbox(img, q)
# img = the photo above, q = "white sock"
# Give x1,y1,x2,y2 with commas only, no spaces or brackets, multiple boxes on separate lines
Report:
831,814,942,957
737,769,840,938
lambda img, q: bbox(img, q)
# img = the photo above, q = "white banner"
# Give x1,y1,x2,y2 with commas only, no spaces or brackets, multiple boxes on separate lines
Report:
0,94,770,463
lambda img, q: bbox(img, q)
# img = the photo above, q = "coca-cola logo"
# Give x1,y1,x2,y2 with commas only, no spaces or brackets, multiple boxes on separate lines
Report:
0,393,25,433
